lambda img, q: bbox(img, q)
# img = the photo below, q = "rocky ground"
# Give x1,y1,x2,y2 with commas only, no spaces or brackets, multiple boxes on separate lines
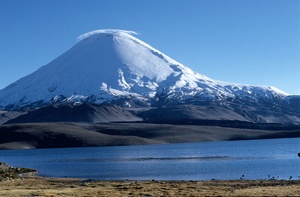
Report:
0,162,38,181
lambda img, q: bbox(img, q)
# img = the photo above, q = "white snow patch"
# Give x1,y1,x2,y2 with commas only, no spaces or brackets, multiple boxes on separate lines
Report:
76,29,138,41
269,86,289,96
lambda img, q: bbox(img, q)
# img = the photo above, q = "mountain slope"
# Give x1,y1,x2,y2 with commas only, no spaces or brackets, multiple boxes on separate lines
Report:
0,29,299,124
5,104,142,124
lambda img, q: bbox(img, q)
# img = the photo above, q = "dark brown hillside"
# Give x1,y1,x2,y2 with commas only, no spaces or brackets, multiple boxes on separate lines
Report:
5,104,142,124
0,122,299,150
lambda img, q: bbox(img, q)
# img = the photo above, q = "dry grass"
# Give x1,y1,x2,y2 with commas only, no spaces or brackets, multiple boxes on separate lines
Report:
0,177,299,197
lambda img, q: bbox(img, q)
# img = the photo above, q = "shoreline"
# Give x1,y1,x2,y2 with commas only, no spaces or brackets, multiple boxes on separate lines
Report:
1,163,300,196
1,176,300,196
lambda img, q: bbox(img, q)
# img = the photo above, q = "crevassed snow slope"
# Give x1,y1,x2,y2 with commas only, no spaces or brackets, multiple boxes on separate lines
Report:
0,29,288,109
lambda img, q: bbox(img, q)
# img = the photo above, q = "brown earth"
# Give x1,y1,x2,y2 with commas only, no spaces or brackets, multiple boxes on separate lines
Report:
0,176,299,196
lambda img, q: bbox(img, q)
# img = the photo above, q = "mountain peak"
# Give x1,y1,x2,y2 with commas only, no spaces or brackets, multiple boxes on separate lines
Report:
76,29,138,41
0,29,293,113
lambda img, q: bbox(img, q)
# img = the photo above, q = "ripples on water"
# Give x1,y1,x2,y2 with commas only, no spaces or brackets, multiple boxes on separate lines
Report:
56,156,231,162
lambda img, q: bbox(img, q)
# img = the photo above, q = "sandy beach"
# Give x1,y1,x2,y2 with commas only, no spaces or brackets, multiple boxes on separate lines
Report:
0,176,299,197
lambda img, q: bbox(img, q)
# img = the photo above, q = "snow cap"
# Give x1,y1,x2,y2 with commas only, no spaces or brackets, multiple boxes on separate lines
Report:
77,29,138,41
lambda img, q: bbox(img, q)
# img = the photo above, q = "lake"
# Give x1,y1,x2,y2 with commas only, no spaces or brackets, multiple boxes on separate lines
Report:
0,138,299,180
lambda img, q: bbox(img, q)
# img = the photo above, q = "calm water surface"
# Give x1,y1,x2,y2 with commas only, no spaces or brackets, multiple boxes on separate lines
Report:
0,138,299,180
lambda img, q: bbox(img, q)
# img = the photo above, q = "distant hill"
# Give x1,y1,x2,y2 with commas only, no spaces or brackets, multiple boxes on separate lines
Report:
0,122,299,150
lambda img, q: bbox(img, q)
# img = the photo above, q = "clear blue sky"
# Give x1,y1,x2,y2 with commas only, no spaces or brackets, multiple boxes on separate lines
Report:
1,0,299,95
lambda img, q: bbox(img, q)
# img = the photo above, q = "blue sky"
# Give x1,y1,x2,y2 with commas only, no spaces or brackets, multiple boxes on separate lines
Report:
1,0,299,95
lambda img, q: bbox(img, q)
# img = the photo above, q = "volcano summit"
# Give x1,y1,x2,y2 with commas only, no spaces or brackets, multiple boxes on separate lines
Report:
0,29,222,108
0,29,299,125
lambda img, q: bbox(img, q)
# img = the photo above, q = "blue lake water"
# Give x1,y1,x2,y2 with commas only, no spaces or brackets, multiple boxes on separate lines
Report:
0,138,299,180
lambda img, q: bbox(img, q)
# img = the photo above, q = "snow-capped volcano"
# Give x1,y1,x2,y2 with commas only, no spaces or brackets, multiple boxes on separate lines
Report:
0,29,296,117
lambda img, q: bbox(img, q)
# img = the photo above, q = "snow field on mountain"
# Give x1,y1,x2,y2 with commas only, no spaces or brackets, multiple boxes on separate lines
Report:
0,29,290,109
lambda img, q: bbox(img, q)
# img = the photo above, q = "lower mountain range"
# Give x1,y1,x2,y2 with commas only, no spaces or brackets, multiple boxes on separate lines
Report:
0,102,299,150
